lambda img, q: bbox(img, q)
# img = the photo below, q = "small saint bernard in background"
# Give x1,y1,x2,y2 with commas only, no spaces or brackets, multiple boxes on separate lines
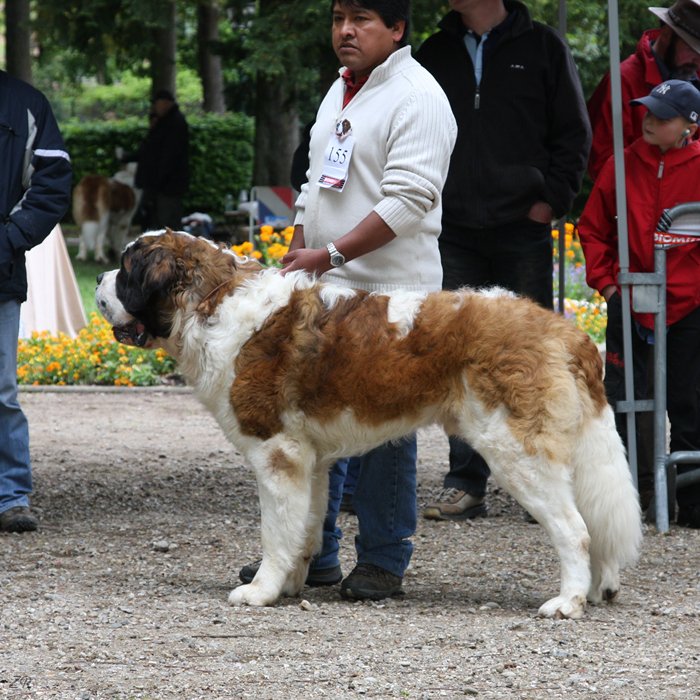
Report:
73,162,140,263
95,229,642,619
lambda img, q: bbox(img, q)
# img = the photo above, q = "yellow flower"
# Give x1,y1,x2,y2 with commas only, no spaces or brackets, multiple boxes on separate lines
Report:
233,241,254,256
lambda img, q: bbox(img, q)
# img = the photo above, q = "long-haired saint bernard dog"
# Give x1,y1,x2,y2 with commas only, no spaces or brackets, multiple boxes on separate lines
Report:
96,229,642,619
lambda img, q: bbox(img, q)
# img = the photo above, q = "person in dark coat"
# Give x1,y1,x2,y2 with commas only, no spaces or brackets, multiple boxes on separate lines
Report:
134,89,190,231
416,0,591,522
0,70,72,532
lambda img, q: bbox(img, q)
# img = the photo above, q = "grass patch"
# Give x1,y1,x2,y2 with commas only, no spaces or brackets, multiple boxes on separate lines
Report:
69,248,107,318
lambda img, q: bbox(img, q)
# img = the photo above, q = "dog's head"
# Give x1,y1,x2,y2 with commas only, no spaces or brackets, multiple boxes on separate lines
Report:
95,228,261,348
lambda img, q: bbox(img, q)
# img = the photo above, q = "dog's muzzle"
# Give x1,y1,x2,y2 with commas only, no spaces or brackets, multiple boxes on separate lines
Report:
95,269,150,347
112,321,149,347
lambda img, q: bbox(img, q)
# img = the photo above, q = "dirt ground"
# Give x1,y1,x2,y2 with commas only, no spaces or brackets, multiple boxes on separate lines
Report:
1,387,698,700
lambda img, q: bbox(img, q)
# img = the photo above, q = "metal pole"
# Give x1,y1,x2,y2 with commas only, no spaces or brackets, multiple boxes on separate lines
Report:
607,0,638,486
653,246,669,532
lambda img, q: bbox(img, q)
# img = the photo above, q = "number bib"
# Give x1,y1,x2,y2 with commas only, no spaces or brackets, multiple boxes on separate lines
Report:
318,120,355,192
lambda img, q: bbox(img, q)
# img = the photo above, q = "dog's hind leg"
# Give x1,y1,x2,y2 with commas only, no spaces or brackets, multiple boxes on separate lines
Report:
94,213,110,263
487,454,591,620
229,439,316,607
77,221,98,261
572,411,642,605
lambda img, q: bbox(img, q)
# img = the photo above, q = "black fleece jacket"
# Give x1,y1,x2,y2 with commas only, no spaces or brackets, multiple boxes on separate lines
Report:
135,104,190,197
1,71,72,301
416,2,591,235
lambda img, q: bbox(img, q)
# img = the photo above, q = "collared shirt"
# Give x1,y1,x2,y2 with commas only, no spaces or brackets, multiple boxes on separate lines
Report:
461,11,516,85
464,31,489,85
341,69,370,107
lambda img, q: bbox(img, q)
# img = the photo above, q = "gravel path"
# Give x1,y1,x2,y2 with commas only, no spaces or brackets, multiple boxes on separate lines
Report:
1,388,698,699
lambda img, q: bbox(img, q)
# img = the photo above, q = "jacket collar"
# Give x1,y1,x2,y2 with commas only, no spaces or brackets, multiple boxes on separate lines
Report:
629,135,700,167
337,45,413,88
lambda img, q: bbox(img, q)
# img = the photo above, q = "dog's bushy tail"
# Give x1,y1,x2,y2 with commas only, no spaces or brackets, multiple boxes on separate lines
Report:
573,406,642,600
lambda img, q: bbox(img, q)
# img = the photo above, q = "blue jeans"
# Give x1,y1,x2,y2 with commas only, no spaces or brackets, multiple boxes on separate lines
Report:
439,220,553,495
0,300,33,513
314,435,417,578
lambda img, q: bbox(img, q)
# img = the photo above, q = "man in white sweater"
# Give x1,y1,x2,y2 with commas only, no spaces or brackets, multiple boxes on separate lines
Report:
238,0,456,600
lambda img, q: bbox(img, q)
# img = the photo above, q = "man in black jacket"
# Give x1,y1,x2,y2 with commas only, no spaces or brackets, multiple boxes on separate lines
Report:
0,70,72,532
134,90,189,231
416,0,591,521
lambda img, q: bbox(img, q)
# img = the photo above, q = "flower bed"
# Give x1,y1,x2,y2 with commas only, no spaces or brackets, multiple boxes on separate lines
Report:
18,313,176,387
232,224,294,267
553,222,606,345
17,223,605,386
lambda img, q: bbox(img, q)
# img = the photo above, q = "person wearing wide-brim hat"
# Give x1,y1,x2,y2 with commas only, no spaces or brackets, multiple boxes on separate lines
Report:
650,0,700,55
587,0,700,180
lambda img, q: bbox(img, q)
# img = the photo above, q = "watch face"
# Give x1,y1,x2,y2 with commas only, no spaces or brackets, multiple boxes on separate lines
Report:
331,254,344,267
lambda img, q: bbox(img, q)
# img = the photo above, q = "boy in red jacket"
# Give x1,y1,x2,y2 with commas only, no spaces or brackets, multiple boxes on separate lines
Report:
579,79,700,528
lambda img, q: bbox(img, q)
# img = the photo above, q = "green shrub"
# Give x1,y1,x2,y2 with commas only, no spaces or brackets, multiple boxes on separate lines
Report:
62,112,254,218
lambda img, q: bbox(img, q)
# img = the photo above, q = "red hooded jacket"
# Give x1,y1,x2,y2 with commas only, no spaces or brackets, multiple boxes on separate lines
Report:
587,29,700,181
578,137,700,330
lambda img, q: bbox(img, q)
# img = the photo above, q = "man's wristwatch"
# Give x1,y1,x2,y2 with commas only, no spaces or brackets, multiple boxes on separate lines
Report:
326,242,346,267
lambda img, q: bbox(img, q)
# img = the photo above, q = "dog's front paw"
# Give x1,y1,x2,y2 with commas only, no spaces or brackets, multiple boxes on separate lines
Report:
228,583,280,607
538,594,586,620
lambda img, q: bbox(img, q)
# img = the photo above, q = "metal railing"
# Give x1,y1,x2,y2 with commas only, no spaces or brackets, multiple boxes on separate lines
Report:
618,203,700,532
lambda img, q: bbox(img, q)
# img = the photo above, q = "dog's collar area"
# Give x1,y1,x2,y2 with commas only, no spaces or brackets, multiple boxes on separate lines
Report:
198,279,233,308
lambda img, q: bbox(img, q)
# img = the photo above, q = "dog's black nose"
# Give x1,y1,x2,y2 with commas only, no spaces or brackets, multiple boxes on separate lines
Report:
96,272,104,284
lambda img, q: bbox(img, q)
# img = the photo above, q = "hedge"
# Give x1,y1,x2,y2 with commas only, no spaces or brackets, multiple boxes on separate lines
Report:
61,112,254,220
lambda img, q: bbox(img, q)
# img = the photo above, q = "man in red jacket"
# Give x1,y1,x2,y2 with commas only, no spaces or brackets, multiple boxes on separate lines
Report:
587,0,700,181
579,80,700,528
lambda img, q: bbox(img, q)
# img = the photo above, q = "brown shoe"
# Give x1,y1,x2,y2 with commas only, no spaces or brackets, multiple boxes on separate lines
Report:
340,563,403,601
423,488,486,521
0,506,38,533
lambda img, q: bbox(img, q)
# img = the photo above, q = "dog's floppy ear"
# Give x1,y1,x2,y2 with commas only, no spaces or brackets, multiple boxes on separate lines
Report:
117,240,182,339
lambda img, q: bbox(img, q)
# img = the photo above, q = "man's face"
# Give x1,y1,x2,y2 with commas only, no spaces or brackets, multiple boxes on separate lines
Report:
670,35,700,80
152,98,173,118
449,0,497,14
332,3,405,78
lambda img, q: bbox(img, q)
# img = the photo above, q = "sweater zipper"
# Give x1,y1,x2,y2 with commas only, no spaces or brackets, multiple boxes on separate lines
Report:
657,160,664,179
474,86,480,110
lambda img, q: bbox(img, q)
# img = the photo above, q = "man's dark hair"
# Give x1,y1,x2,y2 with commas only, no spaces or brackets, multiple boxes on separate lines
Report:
331,0,411,47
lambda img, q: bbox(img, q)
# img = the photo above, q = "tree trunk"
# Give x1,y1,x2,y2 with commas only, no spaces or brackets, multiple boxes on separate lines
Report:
151,0,177,97
253,74,298,186
197,0,225,113
5,0,33,84
251,0,299,186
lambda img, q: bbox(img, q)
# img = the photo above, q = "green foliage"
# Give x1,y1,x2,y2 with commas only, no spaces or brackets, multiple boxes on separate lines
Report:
187,112,254,213
62,112,254,217
50,69,204,122
35,0,176,83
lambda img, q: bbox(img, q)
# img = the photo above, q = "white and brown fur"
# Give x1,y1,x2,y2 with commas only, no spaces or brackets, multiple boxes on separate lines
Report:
73,162,140,263
95,229,642,618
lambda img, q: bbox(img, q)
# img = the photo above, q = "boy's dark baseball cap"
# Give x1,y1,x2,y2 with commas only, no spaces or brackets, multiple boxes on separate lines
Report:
630,79,700,123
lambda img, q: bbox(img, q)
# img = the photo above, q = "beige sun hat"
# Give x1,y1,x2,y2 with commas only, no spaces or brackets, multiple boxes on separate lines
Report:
650,0,700,53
